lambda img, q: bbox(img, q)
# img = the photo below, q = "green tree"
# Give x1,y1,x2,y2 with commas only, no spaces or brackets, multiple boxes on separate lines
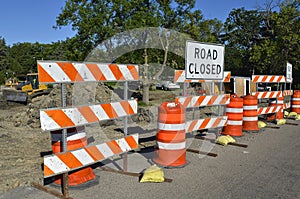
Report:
56,0,222,104
222,8,263,76
250,0,300,75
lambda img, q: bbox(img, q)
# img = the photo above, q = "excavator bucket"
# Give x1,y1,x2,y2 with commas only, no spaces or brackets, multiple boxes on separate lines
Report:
2,89,28,103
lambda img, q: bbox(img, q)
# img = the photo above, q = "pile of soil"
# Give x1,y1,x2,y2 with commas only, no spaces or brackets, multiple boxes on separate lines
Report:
0,84,176,194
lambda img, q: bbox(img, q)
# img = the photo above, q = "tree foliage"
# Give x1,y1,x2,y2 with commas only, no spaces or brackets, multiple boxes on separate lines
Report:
222,0,300,80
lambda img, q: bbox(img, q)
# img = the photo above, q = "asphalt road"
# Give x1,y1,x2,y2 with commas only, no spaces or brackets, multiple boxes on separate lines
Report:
1,119,300,199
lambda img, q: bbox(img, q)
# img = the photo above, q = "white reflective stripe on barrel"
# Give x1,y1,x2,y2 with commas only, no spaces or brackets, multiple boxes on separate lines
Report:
158,123,185,131
292,98,300,101
292,105,300,108
157,141,186,150
243,105,257,110
227,120,243,125
243,116,258,121
51,132,86,142
226,108,243,113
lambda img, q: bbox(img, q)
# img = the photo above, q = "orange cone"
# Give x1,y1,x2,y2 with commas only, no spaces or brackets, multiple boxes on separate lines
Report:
51,126,96,186
153,102,186,167
222,94,243,137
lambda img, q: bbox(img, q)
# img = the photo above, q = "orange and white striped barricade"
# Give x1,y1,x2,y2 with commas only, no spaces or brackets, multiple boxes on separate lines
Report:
252,75,285,121
50,126,96,186
175,94,229,132
153,102,186,167
174,70,230,133
40,100,138,131
44,134,139,178
38,61,139,192
222,94,244,137
242,94,259,132
291,90,300,114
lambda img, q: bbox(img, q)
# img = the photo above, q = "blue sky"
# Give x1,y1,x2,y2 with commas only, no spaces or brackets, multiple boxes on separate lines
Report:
0,0,262,45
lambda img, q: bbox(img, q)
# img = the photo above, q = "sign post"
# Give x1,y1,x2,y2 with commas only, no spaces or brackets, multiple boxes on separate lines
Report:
185,41,225,80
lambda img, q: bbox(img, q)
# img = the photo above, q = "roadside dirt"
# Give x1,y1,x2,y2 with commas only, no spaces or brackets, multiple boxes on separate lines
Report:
0,86,179,194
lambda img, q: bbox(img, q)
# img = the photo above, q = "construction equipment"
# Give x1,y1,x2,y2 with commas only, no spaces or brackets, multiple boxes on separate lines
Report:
2,73,50,103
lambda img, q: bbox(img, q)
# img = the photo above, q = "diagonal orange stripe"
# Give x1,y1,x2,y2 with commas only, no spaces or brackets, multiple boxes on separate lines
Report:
224,72,231,82
187,120,198,133
120,101,135,115
125,136,138,149
78,106,99,123
262,76,268,82
109,64,125,80
174,70,183,82
86,146,105,161
57,152,83,169
270,76,275,82
45,110,75,128
107,140,123,154
101,104,118,119
38,64,56,83
195,96,205,107
183,97,192,107
208,95,218,106
200,118,210,129
253,76,258,82
220,95,230,104
86,63,106,81
57,62,84,82
211,117,222,128
127,65,138,80
44,165,55,177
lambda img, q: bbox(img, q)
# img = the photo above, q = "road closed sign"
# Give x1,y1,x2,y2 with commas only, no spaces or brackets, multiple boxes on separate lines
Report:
185,41,225,80
286,62,293,83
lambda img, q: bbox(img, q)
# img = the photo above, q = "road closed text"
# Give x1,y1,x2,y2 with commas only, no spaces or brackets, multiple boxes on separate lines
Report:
185,41,224,79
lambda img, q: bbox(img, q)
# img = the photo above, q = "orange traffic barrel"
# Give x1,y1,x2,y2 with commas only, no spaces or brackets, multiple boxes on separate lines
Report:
153,102,186,167
51,126,96,186
292,90,300,113
267,96,284,120
222,94,243,137
242,94,259,132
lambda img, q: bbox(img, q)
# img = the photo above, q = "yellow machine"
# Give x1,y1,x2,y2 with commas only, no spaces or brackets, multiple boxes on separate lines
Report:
2,73,50,103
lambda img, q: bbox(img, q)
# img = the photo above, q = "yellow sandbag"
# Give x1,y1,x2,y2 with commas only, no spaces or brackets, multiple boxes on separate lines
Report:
284,111,289,117
216,136,231,146
295,114,300,120
226,135,236,143
288,112,297,117
276,119,286,125
140,164,164,183
258,121,266,128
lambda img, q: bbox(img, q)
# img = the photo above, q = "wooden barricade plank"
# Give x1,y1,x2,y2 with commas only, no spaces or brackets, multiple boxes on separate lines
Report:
174,70,231,83
252,75,286,83
38,61,139,83
251,91,282,99
185,116,227,133
175,94,230,108
40,99,137,131
44,134,139,178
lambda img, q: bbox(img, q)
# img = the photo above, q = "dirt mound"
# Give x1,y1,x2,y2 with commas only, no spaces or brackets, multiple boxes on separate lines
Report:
10,83,115,128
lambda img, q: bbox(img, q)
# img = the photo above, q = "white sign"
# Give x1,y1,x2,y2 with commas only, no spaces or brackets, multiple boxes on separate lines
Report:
286,62,293,83
185,41,225,80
